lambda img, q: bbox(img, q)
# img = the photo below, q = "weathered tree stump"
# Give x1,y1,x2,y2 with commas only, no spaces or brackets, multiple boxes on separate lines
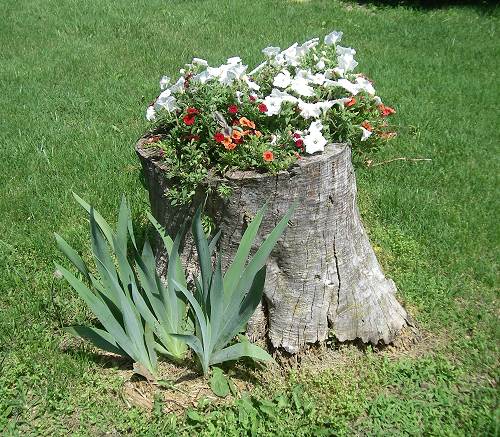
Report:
136,135,410,353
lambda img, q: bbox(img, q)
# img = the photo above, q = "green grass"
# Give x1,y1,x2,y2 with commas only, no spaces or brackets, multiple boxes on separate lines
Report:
1,0,498,435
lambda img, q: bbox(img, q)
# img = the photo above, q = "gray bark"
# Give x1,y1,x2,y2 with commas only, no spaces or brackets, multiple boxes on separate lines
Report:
136,136,410,353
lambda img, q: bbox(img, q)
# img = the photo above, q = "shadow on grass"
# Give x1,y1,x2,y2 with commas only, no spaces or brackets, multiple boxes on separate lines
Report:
341,0,498,14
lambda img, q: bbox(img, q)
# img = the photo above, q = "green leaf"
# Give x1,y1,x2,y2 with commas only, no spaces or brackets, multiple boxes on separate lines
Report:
116,195,130,257
64,325,126,356
223,203,266,302
55,263,135,359
192,205,212,305
54,233,90,281
73,193,115,249
214,266,266,351
223,202,296,319
209,367,230,398
209,256,224,343
209,340,273,366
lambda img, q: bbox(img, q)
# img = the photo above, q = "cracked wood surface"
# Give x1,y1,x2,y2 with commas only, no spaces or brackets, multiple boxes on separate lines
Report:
136,137,410,353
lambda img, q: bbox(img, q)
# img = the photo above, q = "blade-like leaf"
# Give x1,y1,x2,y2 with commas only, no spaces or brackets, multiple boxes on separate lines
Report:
192,206,211,304
54,233,90,281
56,263,135,358
208,230,221,255
223,203,296,317
73,192,115,249
223,203,266,302
171,334,203,359
209,341,273,366
64,325,126,356
214,266,266,351
89,209,120,305
172,279,209,348
147,212,188,291
209,256,224,344
116,195,130,257
144,323,158,374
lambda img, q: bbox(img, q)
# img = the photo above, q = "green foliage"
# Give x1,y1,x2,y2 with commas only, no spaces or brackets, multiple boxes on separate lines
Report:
55,195,188,375
172,203,295,375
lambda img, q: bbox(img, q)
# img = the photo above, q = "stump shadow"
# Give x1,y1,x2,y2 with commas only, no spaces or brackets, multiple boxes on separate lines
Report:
341,0,498,13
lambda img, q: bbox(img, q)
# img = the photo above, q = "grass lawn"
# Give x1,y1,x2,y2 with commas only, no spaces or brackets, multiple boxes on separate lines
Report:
0,0,498,435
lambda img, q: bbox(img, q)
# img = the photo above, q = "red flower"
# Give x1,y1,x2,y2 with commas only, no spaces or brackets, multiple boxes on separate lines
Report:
346,97,356,108
258,103,268,113
379,104,396,117
249,95,256,102
214,132,225,143
183,114,195,126
293,133,301,139
187,107,199,115
228,105,238,114
263,150,274,162
295,139,304,148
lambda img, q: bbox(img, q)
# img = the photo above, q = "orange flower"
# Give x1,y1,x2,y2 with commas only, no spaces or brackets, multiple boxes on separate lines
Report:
231,130,242,140
254,130,262,138
361,121,373,131
241,130,252,136
239,117,256,129
379,104,396,117
346,97,356,107
222,136,236,150
263,150,274,162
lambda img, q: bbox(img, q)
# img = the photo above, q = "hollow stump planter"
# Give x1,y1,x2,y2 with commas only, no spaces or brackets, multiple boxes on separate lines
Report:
136,135,410,353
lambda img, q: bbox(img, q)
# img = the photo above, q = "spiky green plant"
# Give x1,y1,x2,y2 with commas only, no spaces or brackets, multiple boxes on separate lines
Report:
55,194,188,376
171,203,296,376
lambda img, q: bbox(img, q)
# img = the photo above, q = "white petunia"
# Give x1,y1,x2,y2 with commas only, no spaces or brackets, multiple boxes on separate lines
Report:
301,37,320,51
219,63,248,85
360,126,373,141
159,75,170,90
336,46,358,72
373,96,382,105
316,58,326,70
270,88,297,102
226,56,242,64
304,124,327,154
154,90,178,112
281,43,301,66
273,70,292,88
309,120,324,133
298,101,322,119
146,105,156,121
324,30,343,45
262,96,283,116
192,70,214,84
243,75,260,91
336,46,356,57
290,77,315,97
355,76,375,95
334,78,360,95
311,72,326,85
169,77,186,94
298,100,335,120
262,46,281,58
192,57,208,66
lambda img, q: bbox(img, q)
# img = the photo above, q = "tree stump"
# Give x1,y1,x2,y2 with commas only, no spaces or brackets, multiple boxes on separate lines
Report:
136,135,411,353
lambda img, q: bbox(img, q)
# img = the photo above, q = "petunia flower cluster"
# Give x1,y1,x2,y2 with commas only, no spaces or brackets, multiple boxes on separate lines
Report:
145,31,396,205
